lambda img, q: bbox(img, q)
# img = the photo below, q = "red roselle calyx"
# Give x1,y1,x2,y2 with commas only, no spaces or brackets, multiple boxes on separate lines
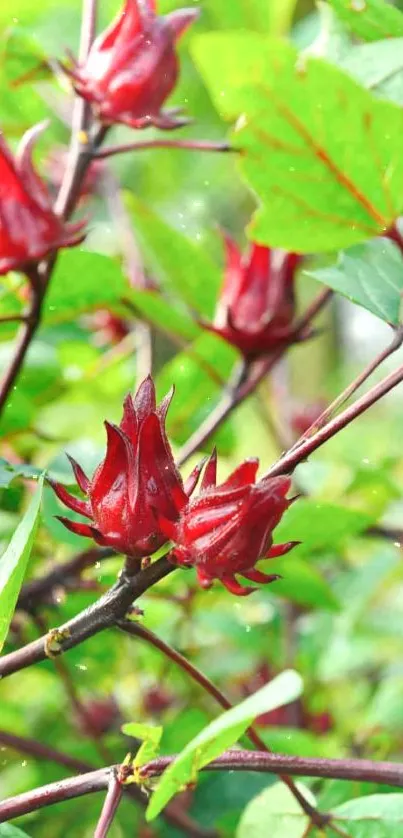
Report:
65,0,199,130
158,451,299,596
0,124,85,275
50,376,204,558
203,233,303,360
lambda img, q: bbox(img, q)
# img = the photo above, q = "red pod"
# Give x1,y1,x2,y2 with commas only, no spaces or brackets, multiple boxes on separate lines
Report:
204,234,302,359
0,124,85,275
50,377,203,557
159,451,299,596
66,0,199,130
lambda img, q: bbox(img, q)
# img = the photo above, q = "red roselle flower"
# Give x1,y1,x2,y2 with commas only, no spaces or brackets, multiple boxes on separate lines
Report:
0,124,85,275
85,309,131,347
204,234,303,360
50,376,203,558
66,0,199,130
158,451,299,596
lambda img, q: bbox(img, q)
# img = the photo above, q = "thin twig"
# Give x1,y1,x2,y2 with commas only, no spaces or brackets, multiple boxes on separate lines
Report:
0,556,174,678
94,772,123,838
177,289,333,466
0,728,93,774
117,620,328,828
96,139,235,159
2,749,403,825
143,748,403,788
0,767,110,822
265,359,403,479
0,730,214,837
0,314,27,324
0,0,101,418
0,289,43,415
289,323,403,452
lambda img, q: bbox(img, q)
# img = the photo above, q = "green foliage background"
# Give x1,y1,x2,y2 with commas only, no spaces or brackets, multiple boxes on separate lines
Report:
2,0,403,836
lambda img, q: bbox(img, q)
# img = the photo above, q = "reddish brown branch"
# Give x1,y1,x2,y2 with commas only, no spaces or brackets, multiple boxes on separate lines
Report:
144,748,403,788
94,772,123,838
176,288,333,466
116,620,327,828
96,138,235,159
0,556,174,678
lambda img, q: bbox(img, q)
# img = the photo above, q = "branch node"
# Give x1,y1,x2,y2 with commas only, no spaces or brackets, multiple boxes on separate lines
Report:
45,627,71,659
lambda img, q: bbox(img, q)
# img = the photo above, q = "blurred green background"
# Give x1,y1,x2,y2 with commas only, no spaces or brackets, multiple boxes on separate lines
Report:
2,1,403,836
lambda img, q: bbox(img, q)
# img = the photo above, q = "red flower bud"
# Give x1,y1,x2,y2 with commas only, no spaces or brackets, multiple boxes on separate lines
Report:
159,451,298,596
204,234,302,360
50,376,201,557
66,0,199,130
0,124,85,275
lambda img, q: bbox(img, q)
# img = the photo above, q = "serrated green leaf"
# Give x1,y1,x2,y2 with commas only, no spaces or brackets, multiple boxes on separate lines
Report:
192,34,403,252
0,474,44,651
236,780,315,838
305,238,403,324
333,793,403,836
124,193,221,317
146,670,303,820
328,0,403,42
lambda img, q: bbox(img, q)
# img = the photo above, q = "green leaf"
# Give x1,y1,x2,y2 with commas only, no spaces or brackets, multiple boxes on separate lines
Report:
192,34,403,252
236,780,315,838
328,0,403,42
340,38,403,105
333,793,403,836
305,238,403,324
44,249,127,323
0,826,32,837
275,499,372,553
121,722,163,770
265,557,340,611
0,458,44,489
124,193,221,317
123,288,201,343
203,0,297,36
146,670,303,820
0,474,44,651
158,333,238,447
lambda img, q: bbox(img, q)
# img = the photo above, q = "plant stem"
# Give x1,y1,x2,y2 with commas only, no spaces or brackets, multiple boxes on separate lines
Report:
0,729,93,774
0,288,43,415
0,731,214,837
117,620,328,828
0,556,174,678
0,768,111,822
0,0,101,419
96,138,235,159
143,748,403,787
0,315,27,324
265,359,403,479
3,748,401,824
289,323,403,451
177,288,333,466
94,773,123,838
